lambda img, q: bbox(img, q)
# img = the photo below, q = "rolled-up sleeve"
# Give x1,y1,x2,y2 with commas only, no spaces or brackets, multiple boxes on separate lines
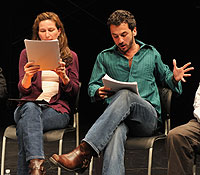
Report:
88,53,106,102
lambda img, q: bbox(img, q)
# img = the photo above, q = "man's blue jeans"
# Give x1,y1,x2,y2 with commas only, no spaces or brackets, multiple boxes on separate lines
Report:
14,102,70,175
83,89,158,175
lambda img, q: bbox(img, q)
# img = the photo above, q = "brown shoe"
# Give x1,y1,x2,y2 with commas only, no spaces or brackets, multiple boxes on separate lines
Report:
29,159,46,175
49,142,94,173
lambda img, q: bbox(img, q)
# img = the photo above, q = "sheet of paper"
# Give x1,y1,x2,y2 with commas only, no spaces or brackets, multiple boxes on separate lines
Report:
102,74,140,95
24,39,60,70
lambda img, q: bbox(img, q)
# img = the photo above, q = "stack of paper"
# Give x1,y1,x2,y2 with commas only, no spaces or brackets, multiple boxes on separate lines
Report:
102,74,139,95
24,39,60,70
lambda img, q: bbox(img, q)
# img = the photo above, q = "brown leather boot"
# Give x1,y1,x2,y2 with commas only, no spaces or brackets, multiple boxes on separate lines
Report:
29,159,46,175
49,141,95,173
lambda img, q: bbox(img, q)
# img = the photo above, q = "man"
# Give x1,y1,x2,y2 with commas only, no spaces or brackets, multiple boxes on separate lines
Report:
0,67,7,100
49,10,194,175
167,84,200,175
0,67,8,127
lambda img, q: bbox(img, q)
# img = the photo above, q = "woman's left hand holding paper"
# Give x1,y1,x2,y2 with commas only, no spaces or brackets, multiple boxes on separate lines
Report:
54,59,70,85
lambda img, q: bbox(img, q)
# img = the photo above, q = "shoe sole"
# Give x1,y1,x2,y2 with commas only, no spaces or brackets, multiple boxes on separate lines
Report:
49,157,86,173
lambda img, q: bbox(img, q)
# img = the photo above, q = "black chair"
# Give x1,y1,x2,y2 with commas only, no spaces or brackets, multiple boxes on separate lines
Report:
89,87,172,175
125,87,172,175
1,82,81,175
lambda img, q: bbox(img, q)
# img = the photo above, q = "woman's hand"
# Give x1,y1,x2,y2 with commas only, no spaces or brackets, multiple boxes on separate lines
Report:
54,59,70,85
22,61,40,89
24,61,40,78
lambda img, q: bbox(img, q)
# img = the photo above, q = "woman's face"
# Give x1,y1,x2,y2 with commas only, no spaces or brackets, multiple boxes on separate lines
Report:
38,19,61,40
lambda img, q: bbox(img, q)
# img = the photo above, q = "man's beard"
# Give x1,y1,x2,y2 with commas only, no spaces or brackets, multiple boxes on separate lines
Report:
117,35,134,54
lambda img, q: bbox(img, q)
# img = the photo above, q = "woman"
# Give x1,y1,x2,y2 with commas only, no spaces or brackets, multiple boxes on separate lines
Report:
14,12,79,175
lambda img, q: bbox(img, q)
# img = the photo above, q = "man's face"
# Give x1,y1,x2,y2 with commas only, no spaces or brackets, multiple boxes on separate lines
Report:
110,23,137,54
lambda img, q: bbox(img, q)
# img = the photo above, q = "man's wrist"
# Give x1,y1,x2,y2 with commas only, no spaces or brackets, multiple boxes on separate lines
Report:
172,75,178,86
95,89,102,101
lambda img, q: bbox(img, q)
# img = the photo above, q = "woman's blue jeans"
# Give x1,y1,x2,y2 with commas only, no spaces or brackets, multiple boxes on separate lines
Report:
14,102,70,175
83,89,158,175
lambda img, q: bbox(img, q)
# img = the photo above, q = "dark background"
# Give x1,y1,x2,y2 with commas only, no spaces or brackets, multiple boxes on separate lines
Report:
1,0,200,129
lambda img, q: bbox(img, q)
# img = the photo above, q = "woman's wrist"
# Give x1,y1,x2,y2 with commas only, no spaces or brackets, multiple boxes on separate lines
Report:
62,75,70,85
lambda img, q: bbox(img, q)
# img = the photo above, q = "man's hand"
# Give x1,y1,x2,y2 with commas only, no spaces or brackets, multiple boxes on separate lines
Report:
95,86,115,100
173,59,194,82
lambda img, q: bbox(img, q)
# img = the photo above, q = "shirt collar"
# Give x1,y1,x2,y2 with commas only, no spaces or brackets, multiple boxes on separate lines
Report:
103,39,152,53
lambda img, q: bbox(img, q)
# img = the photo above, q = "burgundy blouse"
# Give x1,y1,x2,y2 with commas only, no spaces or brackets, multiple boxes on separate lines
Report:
18,49,79,115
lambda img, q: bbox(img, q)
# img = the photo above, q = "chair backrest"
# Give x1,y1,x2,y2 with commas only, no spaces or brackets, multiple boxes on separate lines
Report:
69,82,81,129
74,82,81,114
158,87,172,134
158,87,172,119
68,82,81,119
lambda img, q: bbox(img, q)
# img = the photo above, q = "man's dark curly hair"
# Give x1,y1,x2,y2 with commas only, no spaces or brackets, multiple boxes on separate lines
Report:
107,10,136,31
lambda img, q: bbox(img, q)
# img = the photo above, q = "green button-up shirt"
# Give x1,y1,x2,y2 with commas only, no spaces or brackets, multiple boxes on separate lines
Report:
88,40,182,120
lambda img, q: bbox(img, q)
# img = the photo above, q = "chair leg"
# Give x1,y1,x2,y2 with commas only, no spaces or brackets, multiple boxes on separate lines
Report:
147,147,153,175
193,164,196,175
1,136,6,175
75,112,79,147
75,112,80,175
57,139,63,175
88,149,153,175
193,154,197,175
89,156,94,175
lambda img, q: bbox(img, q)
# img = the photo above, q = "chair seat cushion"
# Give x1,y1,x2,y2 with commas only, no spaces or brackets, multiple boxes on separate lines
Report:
125,134,166,150
4,125,74,142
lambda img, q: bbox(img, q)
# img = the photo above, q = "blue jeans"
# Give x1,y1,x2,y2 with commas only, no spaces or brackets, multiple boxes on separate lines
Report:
14,102,70,175
83,89,158,175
